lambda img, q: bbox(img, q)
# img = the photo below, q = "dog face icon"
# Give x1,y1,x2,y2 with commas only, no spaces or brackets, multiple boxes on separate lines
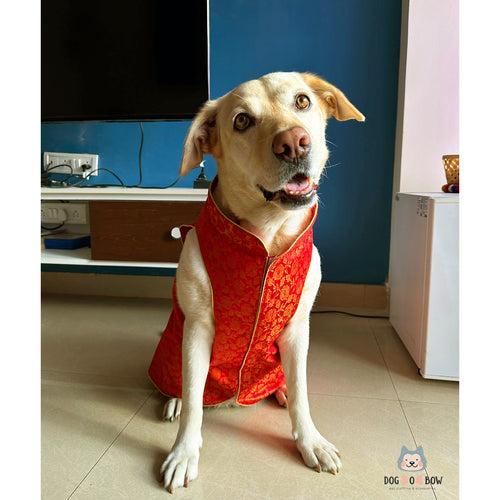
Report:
397,446,427,471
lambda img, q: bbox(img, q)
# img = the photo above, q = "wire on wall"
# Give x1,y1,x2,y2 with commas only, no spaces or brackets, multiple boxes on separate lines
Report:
42,123,182,189
63,168,126,187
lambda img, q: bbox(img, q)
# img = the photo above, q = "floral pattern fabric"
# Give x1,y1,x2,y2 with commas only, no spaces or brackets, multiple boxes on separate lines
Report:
149,184,317,406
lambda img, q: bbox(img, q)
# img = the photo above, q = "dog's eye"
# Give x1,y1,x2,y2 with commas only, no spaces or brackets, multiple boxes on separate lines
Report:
295,94,311,110
233,113,252,131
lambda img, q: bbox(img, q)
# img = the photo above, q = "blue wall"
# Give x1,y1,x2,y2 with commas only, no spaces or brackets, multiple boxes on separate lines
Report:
42,0,401,284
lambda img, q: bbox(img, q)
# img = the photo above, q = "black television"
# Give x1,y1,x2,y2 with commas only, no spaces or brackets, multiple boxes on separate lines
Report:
42,0,209,122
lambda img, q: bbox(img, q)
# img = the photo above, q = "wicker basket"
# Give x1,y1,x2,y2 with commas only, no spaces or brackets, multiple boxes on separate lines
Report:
442,154,459,184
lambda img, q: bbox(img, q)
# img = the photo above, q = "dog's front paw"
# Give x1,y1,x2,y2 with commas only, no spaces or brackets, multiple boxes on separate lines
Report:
160,438,201,493
295,431,342,475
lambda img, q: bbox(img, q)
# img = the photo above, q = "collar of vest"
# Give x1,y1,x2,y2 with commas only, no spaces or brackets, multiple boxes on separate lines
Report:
200,175,318,258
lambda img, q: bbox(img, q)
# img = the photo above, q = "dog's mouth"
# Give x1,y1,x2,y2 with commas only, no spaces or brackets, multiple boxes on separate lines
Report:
259,173,318,209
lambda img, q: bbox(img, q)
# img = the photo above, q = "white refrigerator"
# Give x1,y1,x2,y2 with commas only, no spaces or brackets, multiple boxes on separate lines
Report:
389,193,459,380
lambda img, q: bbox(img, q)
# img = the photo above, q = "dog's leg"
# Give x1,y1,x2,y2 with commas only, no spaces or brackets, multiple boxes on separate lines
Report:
278,320,342,474
160,230,214,493
277,246,342,474
160,317,213,492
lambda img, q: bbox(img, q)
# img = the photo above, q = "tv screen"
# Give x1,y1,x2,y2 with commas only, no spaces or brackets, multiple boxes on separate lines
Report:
42,0,209,121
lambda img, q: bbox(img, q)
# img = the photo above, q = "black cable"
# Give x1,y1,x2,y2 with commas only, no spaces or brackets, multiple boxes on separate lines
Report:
311,310,388,319
42,164,77,187
43,123,182,189
122,122,181,188
41,222,65,231
130,122,144,187
63,168,126,187
134,175,181,189
43,163,74,174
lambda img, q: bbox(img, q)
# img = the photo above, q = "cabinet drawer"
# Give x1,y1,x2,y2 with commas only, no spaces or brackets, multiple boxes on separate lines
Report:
89,201,203,263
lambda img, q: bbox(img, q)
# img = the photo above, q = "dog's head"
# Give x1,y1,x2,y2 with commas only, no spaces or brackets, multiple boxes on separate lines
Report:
180,72,364,210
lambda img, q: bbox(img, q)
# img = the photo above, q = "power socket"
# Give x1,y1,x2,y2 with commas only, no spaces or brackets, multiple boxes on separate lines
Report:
43,152,99,178
41,203,87,224
41,205,66,223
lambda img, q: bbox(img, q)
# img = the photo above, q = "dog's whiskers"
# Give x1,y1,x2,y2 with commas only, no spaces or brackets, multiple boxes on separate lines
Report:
323,161,342,170
325,139,338,148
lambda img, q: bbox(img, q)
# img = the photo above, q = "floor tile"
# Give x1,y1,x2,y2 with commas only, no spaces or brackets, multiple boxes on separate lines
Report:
41,295,458,499
41,294,170,387
41,378,151,499
370,318,459,405
402,401,459,499
41,369,154,391
71,393,431,500
307,313,398,400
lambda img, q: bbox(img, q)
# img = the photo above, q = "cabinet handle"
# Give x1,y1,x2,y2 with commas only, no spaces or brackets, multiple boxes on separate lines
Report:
170,227,181,240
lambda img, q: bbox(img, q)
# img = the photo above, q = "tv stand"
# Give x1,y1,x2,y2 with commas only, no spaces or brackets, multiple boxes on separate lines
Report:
41,187,208,269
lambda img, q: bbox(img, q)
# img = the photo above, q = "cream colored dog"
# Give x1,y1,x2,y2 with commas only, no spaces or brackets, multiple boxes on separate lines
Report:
159,72,364,493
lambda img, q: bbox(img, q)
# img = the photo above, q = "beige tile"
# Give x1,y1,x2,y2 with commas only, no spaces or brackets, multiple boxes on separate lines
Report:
308,313,398,400
370,319,459,405
40,295,457,499
41,295,398,401
41,294,171,386
273,394,436,500
71,392,266,500
401,401,459,499
71,392,432,499
42,369,153,391
41,378,151,500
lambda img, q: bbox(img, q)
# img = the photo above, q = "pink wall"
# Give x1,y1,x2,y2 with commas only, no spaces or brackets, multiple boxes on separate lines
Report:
397,0,459,192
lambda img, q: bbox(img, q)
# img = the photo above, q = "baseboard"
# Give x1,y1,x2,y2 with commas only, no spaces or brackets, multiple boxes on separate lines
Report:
313,282,389,316
41,272,389,314
41,272,175,299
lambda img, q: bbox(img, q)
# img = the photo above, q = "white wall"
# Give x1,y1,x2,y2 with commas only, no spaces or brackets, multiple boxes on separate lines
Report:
394,0,459,193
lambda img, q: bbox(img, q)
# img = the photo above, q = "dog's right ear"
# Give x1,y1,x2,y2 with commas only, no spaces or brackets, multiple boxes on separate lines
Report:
180,99,220,176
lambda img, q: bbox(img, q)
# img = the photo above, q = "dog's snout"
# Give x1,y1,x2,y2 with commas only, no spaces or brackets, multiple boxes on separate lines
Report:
272,127,310,161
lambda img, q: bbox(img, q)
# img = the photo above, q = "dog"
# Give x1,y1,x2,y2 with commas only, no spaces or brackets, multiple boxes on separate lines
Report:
149,72,364,493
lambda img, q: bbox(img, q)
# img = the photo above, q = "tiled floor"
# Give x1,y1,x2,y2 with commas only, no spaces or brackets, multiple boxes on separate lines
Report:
41,294,459,499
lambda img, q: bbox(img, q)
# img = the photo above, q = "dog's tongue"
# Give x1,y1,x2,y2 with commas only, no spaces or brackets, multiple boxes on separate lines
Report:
285,174,311,194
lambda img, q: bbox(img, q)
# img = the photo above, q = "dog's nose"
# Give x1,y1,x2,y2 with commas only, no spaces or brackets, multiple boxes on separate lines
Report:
272,127,310,161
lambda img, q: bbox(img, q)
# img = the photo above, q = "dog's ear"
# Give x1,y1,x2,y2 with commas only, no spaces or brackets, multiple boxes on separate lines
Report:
301,73,365,122
180,99,220,176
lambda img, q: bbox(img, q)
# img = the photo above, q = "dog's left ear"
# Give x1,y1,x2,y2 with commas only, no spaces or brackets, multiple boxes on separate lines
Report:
301,73,365,122
180,99,220,176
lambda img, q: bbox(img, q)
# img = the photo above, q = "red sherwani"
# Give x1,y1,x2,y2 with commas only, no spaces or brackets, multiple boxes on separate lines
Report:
149,184,317,406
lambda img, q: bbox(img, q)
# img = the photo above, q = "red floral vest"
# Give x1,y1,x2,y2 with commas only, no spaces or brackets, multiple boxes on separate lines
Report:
148,184,317,406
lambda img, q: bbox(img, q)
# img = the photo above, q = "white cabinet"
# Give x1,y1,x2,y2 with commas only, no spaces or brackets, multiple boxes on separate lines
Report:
389,193,458,380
